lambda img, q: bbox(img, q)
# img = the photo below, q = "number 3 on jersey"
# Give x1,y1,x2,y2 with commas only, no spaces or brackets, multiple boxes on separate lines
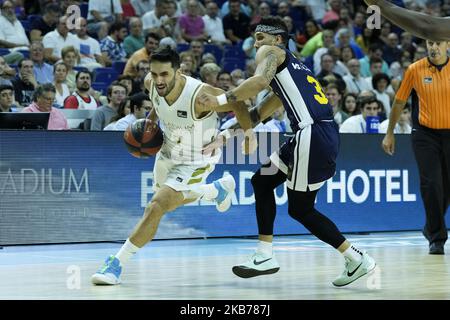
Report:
307,75,328,105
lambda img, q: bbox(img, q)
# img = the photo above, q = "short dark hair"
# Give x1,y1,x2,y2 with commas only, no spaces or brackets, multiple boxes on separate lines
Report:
369,57,383,65
75,69,92,82
129,92,151,113
44,3,61,15
150,45,180,70
0,84,14,94
109,22,127,35
372,73,391,89
258,16,289,46
107,82,127,97
18,58,33,68
356,95,379,111
145,32,161,43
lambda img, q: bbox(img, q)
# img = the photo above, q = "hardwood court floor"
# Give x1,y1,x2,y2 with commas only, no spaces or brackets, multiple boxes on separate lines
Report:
1,232,450,300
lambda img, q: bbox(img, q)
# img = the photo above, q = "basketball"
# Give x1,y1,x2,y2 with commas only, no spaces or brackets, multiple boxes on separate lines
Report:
123,119,163,158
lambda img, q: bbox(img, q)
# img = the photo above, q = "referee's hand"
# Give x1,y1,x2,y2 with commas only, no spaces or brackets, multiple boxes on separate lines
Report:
382,133,395,155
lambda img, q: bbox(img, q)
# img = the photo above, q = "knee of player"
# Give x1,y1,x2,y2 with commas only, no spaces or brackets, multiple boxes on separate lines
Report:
144,199,166,218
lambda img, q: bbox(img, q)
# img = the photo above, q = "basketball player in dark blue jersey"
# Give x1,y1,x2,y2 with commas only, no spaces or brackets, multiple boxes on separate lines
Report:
199,16,376,287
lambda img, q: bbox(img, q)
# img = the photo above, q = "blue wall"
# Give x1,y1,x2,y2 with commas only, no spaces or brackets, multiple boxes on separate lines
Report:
0,131,446,245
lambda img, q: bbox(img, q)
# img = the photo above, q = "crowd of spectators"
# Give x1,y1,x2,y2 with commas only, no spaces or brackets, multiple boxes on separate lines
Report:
1,0,443,132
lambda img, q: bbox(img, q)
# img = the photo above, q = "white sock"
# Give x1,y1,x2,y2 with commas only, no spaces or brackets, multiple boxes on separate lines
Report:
257,240,273,257
115,239,139,266
342,245,363,262
198,183,218,200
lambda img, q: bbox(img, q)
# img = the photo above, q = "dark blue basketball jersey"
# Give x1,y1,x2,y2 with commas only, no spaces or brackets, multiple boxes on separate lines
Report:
270,48,334,132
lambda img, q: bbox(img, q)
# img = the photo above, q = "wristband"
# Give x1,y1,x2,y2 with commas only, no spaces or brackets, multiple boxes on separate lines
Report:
217,93,228,106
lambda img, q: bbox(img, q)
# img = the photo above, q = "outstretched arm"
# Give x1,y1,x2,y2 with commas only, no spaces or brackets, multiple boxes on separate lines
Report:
365,0,450,41
198,45,284,107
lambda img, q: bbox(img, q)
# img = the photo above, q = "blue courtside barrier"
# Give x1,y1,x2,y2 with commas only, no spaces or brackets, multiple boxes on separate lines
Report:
0,132,445,245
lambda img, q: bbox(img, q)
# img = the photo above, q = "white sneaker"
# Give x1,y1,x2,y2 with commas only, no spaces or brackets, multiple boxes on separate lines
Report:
232,252,280,278
213,174,236,212
332,251,376,287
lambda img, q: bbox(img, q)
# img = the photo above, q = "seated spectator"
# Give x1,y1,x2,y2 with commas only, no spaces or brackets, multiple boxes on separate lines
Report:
379,104,412,134
30,41,54,85
0,56,14,86
340,95,381,133
103,98,130,130
90,82,127,130
316,53,344,82
383,32,402,66
230,69,244,87
43,15,81,64
343,58,370,95
123,17,145,57
22,83,69,130
200,53,216,66
76,17,105,71
131,59,150,95
64,70,100,110
87,0,123,41
297,19,321,52
0,84,17,112
179,50,197,77
179,0,207,42
223,0,251,44
111,92,152,130
340,45,356,66
131,0,155,17
313,29,336,74
341,93,359,117
121,0,137,20
142,0,168,34
160,0,183,41
254,106,288,133
282,16,301,54
250,1,271,26
100,22,128,66
326,45,349,76
335,28,364,59
118,75,134,96
359,43,391,78
30,3,60,41
372,73,392,118
322,0,341,25
12,59,38,107
189,40,204,72
123,32,160,77
202,1,230,45
0,0,30,50
61,46,81,93
53,62,70,109
356,25,382,55
217,71,234,91
325,83,348,127
199,62,221,86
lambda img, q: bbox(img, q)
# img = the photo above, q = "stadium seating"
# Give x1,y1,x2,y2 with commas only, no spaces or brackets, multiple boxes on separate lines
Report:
222,58,246,73
91,82,109,95
94,68,119,83
203,44,223,63
112,61,126,74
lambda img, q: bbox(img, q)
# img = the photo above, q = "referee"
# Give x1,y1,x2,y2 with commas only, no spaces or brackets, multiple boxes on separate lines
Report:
382,40,450,255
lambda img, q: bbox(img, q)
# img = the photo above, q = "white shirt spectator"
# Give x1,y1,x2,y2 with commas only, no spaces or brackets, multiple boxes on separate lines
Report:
305,0,326,22
365,76,395,96
43,31,81,59
54,83,71,109
340,114,368,133
114,114,136,131
78,35,102,67
343,74,371,94
314,47,349,76
0,15,29,48
131,0,155,16
373,90,391,117
378,119,411,134
87,0,123,21
142,10,164,31
202,14,226,43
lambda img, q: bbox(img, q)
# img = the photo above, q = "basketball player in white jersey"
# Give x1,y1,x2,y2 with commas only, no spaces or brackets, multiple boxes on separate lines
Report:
91,46,255,285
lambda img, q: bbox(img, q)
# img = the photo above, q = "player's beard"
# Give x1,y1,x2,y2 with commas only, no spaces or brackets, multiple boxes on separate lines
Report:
156,75,176,97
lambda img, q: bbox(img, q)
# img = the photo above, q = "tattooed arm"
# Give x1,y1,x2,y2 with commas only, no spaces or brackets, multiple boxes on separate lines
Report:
364,0,450,41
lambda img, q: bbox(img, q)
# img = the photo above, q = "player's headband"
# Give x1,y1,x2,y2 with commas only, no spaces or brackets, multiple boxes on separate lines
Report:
255,24,287,36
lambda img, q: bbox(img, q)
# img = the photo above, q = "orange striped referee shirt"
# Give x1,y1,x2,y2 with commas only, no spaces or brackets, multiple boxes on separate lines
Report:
396,57,450,129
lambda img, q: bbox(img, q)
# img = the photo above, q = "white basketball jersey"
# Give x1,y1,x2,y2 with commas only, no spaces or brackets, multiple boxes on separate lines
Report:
150,75,220,163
